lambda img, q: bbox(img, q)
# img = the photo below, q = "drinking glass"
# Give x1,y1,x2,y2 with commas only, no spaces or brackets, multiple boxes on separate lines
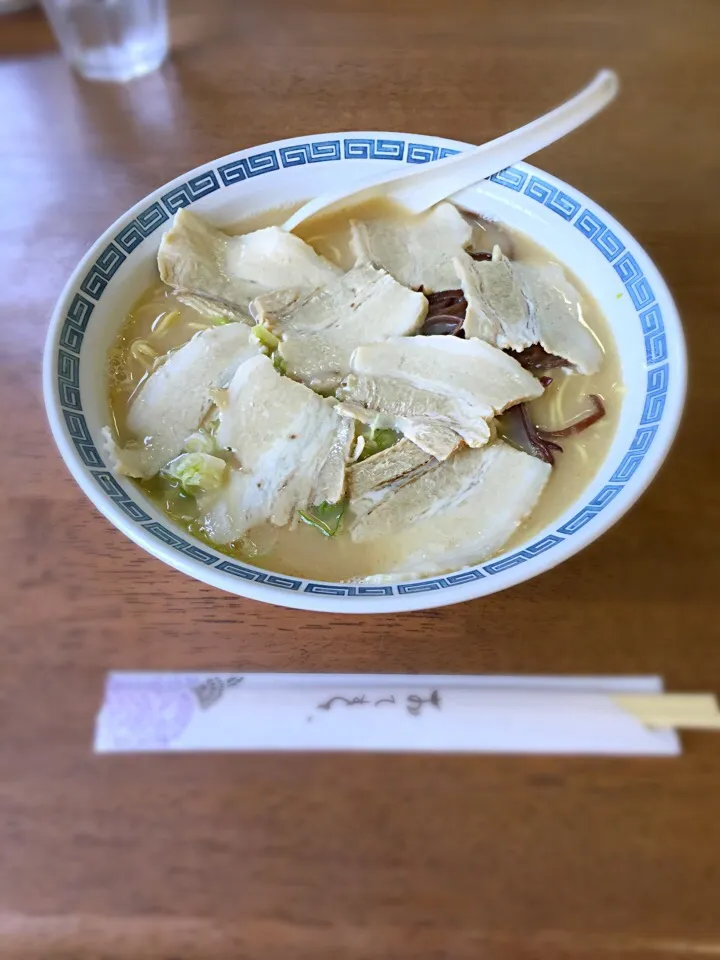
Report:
41,0,168,82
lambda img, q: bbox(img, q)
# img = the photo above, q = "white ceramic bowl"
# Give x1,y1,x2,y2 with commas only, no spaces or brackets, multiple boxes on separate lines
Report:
43,131,686,613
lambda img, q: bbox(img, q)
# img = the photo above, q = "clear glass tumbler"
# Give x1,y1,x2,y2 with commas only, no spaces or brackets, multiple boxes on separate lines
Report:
41,0,168,82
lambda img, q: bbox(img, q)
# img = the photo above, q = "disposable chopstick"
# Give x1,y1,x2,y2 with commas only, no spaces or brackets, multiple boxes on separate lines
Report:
95,673,718,755
611,694,720,730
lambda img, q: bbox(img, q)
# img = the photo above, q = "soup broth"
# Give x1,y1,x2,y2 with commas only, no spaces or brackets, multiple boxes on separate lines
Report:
108,202,622,581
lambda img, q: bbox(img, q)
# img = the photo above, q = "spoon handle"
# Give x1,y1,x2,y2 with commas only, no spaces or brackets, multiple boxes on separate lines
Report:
282,70,619,231
390,69,619,213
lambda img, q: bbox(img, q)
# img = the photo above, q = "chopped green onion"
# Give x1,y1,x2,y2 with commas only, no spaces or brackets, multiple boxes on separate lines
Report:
298,500,346,537
273,353,288,376
251,324,280,351
374,428,397,451
357,426,400,461
213,316,232,325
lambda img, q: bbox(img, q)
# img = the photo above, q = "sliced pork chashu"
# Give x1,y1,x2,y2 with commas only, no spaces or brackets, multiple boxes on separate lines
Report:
348,438,435,526
348,439,434,500
350,202,473,292
157,209,341,318
200,356,354,544
338,336,543,460
252,262,427,390
350,441,551,579
454,248,603,374
103,323,261,479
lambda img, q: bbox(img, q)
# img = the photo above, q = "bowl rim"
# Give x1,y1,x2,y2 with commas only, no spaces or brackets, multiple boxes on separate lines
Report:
43,130,687,613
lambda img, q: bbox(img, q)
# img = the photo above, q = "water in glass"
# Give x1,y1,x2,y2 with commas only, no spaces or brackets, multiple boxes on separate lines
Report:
42,0,168,82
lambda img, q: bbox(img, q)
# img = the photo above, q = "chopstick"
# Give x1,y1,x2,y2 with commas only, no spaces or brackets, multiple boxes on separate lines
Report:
611,694,720,730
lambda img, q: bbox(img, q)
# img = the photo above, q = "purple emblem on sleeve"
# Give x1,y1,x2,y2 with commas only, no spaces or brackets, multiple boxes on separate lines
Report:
97,676,196,750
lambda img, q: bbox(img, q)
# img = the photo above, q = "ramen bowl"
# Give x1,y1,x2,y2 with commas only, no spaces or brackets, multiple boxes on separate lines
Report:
43,131,686,613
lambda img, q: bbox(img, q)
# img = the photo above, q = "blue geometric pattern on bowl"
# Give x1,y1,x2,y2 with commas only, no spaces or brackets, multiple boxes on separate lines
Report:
56,138,669,597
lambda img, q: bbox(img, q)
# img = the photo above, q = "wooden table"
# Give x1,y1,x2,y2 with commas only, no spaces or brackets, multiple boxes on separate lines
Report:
2,1,719,957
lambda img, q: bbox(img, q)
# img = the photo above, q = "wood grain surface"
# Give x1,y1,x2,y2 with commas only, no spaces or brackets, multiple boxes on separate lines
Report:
1,1,719,957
